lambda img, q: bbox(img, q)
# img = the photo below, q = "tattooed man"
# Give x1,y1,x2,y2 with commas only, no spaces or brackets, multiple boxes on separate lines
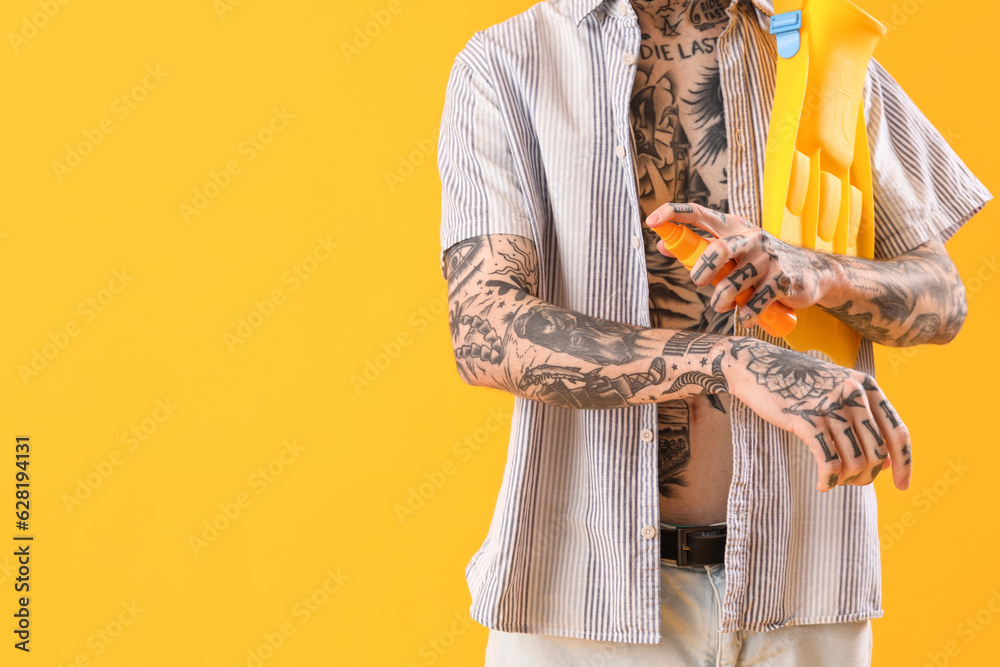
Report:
438,0,991,664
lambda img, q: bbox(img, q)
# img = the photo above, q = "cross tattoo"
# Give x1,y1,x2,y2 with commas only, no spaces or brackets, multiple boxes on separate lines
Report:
692,251,719,282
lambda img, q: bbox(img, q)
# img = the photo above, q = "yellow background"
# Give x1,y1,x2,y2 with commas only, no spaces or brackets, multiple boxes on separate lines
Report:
0,0,996,665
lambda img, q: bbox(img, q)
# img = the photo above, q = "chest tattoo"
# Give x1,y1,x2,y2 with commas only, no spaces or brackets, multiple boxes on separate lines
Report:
628,0,733,498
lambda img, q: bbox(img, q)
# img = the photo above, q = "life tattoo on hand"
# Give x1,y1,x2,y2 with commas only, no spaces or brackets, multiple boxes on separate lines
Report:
815,433,838,463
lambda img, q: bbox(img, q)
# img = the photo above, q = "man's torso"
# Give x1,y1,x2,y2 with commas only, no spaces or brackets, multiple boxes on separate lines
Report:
628,0,734,525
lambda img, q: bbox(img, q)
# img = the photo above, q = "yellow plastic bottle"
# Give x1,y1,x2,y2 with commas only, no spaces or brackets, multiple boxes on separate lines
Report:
763,0,886,367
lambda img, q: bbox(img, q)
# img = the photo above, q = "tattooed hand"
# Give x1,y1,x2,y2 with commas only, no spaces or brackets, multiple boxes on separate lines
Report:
647,202,968,346
646,202,835,329
722,337,912,492
446,234,914,494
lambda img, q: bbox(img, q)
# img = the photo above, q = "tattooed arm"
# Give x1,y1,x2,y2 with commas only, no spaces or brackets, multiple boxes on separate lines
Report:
814,238,965,346
444,234,734,410
649,203,966,346
445,233,911,492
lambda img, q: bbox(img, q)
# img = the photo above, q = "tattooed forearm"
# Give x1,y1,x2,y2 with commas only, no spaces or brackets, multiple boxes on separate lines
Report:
512,303,645,366
518,358,667,409
821,302,892,341
662,331,719,356
444,234,735,409
818,237,966,346
664,353,728,396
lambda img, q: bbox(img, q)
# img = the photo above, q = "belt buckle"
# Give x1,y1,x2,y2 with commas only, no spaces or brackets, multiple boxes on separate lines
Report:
674,527,696,567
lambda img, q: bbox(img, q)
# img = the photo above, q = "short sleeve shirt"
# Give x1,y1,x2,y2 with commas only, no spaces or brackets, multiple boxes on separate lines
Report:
438,0,991,642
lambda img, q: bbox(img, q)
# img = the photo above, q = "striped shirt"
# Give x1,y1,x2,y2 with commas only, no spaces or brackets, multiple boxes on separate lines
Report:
437,0,991,643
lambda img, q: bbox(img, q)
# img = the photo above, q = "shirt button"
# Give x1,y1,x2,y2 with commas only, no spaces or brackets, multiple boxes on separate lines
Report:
631,235,641,250
641,525,657,540
615,144,626,159
618,3,629,16
641,428,654,443
622,52,636,66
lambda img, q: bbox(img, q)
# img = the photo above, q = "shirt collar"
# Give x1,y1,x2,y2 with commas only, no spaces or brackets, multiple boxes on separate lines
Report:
568,0,776,27
567,0,605,25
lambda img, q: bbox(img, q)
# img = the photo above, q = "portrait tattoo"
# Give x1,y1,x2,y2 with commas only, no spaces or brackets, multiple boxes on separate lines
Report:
512,303,644,366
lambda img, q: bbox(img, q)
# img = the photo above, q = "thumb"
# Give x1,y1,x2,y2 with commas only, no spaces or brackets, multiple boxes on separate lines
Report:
655,239,676,258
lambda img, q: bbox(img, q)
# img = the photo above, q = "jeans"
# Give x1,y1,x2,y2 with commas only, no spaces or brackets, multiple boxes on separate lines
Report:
484,556,873,666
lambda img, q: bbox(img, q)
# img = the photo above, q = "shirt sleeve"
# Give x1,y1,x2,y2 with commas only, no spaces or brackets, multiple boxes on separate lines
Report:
864,60,992,259
438,54,534,278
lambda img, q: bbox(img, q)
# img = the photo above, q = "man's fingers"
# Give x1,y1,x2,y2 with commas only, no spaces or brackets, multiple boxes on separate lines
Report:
858,377,910,490
832,423,869,485
838,406,885,487
802,429,842,493
735,271,793,328
871,395,911,490
647,202,725,238
690,238,738,287
654,239,676,258
711,260,767,313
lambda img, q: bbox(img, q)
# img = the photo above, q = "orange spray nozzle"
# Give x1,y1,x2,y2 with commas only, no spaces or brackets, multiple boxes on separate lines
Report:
649,221,797,338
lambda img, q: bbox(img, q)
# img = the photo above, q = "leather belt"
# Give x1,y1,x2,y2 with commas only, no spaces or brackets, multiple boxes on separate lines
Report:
660,525,727,566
